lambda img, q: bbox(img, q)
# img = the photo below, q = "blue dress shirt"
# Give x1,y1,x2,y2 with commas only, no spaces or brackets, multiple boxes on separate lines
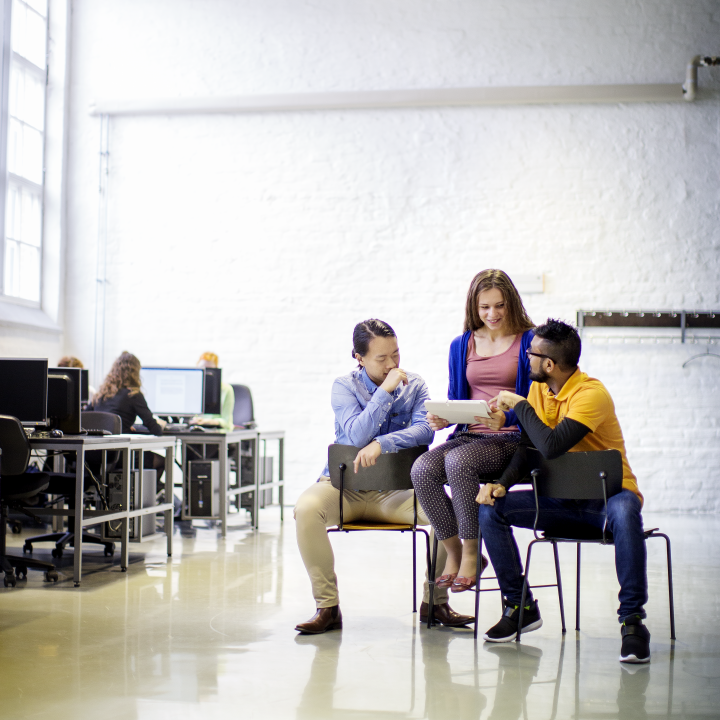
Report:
320,367,434,477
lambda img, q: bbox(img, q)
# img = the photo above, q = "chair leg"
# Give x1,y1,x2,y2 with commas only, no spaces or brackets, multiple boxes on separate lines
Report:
575,543,581,632
474,530,483,640
427,536,438,628
412,528,417,613
517,540,536,643
651,532,676,640
552,541,566,633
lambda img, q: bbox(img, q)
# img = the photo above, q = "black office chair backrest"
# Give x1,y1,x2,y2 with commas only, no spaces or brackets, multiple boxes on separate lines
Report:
231,384,254,426
82,411,122,434
328,444,429,492
0,415,31,476
527,448,623,500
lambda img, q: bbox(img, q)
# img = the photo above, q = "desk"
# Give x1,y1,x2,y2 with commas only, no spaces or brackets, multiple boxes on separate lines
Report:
172,428,285,536
28,434,174,586
175,428,258,536
258,430,285,524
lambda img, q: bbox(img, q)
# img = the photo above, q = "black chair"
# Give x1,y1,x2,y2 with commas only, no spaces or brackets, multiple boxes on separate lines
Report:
505,448,675,641
22,412,122,559
231,384,256,429
327,444,431,613
0,415,59,586
425,468,557,637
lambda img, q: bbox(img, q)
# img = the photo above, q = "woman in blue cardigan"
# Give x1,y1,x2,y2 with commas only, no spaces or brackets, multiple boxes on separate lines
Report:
411,269,534,593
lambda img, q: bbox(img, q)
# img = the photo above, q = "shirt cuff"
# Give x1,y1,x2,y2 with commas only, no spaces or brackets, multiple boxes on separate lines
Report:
375,435,394,454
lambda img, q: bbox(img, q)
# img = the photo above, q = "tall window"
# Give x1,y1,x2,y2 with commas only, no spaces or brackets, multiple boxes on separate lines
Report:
2,0,47,304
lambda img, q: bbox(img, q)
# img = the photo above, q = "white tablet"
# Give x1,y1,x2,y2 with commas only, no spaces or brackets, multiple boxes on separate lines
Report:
425,399,491,424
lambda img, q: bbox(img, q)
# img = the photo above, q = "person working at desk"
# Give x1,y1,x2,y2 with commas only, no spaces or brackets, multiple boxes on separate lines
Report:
190,351,235,431
58,355,96,399
86,351,167,483
293,319,474,634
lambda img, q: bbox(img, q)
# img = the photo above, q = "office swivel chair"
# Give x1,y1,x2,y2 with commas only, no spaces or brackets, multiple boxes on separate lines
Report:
23,412,121,559
0,415,59,585
231,384,256,429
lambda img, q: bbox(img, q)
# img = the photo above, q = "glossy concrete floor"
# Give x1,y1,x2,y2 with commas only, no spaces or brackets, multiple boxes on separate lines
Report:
1,510,719,720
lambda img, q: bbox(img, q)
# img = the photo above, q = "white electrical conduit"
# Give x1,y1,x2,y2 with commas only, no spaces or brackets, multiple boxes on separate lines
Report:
89,56,717,117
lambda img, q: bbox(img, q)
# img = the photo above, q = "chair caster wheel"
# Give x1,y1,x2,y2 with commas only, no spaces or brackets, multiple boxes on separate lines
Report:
121,566,127,572
104,544,115,557
4,574,17,587
74,581,80,587
15,566,27,581
23,543,32,553
51,547,63,559
10,521,22,534
45,571,59,583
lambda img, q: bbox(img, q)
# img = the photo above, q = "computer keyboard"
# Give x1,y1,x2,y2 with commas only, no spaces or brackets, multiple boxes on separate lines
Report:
164,424,192,432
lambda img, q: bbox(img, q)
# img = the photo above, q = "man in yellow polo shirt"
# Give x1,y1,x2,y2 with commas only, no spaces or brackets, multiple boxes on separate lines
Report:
476,319,650,664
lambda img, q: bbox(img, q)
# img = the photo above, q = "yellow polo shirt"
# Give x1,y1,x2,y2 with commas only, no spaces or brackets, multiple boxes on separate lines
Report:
527,368,642,505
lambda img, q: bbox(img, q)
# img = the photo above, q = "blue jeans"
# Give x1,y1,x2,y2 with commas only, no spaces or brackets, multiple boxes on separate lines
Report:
477,489,648,623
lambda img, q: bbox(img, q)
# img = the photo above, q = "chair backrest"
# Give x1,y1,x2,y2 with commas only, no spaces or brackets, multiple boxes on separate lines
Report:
231,384,255,427
328,444,429,492
0,415,31,476
527,447,623,500
82,411,122,434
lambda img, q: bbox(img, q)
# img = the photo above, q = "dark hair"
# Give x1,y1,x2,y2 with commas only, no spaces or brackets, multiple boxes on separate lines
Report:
534,319,582,370
463,269,534,334
352,319,396,367
95,351,142,402
58,356,83,368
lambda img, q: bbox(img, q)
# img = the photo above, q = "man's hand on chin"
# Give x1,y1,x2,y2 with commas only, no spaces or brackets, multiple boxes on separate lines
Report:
476,483,507,506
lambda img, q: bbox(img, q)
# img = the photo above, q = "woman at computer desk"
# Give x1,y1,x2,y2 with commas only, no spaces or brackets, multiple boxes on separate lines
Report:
86,351,167,482
189,351,235,431
411,269,534,594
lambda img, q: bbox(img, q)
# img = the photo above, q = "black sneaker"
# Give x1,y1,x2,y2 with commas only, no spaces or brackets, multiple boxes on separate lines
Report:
483,598,543,643
619,616,650,663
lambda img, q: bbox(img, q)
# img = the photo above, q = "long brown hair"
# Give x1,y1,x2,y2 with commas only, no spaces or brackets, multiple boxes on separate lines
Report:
95,352,142,401
463,269,534,334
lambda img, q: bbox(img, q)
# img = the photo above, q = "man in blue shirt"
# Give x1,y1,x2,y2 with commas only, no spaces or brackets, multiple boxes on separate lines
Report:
294,319,474,634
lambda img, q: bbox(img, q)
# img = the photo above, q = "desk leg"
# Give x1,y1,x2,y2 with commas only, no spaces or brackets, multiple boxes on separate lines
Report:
120,448,130,573
279,437,284,522
165,444,174,557
219,438,227,539
253,437,259,530
73,446,85,587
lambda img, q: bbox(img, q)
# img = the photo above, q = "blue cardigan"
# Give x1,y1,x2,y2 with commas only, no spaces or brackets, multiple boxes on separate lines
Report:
447,328,534,434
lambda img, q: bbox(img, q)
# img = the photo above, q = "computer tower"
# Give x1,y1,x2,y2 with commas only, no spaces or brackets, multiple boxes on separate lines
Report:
102,469,157,540
240,454,273,510
189,460,220,516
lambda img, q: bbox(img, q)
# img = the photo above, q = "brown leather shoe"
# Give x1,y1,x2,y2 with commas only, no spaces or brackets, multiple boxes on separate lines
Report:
420,601,475,627
295,606,343,634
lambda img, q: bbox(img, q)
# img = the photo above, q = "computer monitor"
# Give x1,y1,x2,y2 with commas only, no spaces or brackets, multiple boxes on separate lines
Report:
80,369,90,403
140,367,205,418
48,367,82,435
0,358,48,428
203,367,222,414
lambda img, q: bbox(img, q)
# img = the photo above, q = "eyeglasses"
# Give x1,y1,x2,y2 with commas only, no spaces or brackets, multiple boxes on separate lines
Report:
526,350,555,362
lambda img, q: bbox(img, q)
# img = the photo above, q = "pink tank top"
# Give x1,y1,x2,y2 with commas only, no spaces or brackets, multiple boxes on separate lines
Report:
466,333,522,433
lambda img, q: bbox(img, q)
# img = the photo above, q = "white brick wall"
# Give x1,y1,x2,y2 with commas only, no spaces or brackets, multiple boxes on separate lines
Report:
55,0,720,509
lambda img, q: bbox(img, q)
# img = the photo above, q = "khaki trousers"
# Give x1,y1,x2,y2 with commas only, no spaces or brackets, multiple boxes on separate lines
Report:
294,478,449,608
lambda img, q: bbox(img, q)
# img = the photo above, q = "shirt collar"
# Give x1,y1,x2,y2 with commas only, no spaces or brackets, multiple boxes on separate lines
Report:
360,367,380,394
542,367,583,401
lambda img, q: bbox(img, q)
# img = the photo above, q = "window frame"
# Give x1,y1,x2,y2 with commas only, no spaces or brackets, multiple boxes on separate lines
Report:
0,0,48,307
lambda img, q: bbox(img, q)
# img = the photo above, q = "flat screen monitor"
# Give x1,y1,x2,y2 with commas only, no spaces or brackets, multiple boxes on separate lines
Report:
80,369,90,403
0,358,48,427
203,368,222,415
48,367,82,435
140,367,205,418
